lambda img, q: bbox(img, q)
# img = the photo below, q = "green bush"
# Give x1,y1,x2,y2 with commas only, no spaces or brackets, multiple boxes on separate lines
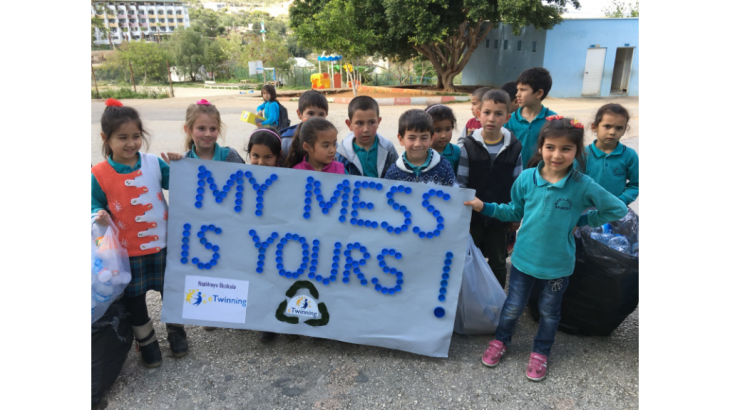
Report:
92,87,169,100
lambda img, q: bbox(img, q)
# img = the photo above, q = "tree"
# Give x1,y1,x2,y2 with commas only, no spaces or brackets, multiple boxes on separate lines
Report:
291,0,581,92
217,33,245,77
189,8,225,37
603,0,639,18
242,31,292,73
124,41,169,84
166,28,209,81
286,33,311,58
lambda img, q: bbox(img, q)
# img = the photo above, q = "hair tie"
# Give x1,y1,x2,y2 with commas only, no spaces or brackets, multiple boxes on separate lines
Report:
105,98,123,107
196,99,211,106
252,128,282,143
545,115,564,121
425,104,448,113
570,119,584,129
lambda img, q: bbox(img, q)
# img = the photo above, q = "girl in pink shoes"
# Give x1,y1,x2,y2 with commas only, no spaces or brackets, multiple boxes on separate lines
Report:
92,99,189,368
465,117,627,381
284,118,345,174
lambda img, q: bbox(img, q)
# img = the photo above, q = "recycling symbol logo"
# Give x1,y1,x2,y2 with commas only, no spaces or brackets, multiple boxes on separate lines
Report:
275,281,330,327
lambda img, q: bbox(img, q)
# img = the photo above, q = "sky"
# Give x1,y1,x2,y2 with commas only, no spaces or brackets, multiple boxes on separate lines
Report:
562,0,635,18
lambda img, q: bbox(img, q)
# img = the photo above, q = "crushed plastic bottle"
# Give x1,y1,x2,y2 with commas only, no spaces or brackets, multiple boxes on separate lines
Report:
608,234,630,254
590,232,614,246
93,281,114,303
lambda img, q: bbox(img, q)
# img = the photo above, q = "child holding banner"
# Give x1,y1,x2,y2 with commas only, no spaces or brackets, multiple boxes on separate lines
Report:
384,109,456,186
245,126,290,342
285,118,345,174
92,99,189,368
162,99,246,332
465,117,627,381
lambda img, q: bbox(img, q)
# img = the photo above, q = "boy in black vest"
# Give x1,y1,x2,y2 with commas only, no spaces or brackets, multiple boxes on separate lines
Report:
457,89,523,288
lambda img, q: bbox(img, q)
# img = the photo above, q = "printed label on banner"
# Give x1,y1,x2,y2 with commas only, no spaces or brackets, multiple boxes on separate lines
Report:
285,295,320,319
182,275,249,324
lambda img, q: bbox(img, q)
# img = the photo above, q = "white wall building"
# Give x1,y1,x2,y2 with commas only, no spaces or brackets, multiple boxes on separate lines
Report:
92,1,191,45
202,2,227,11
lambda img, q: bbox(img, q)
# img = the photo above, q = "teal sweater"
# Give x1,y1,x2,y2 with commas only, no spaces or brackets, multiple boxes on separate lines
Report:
480,161,627,279
92,154,170,214
584,141,639,205
504,105,557,168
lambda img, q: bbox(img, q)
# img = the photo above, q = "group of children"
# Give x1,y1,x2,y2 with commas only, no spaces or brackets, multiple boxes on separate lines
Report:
91,66,638,382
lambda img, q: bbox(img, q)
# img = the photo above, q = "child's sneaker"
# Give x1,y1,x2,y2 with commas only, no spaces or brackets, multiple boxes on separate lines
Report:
481,340,506,367
526,352,548,381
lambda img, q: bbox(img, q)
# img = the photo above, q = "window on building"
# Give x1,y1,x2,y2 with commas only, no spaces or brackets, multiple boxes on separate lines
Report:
169,27,175,32
119,19,126,23
149,18,155,22
111,28,118,33
177,18,183,23
485,39,489,48
108,18,116,23
494,40,498,49
140,18,146,22
112,36,119,40
504,40,508,50
160,27,166,31
130,19,136,23
517,40,522,51
168,18,174,22
532,41,537,52
177,11,182,15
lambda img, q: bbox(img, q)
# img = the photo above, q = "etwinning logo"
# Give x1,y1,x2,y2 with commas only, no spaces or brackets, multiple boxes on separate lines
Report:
185,288,247,308
286,296,319,318
554,198,573,210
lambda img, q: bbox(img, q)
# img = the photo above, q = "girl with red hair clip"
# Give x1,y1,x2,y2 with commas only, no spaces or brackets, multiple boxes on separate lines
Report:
465,117,627,382
92,99,189,368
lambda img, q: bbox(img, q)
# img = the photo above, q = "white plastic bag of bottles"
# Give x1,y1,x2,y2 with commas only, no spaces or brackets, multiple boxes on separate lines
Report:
92,220,132,324
453,236,507,335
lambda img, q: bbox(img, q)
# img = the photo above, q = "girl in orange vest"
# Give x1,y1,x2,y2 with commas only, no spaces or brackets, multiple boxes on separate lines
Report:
92,99,188,368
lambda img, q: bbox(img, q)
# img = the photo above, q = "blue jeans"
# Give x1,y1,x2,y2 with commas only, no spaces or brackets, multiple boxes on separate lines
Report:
495,265,570,357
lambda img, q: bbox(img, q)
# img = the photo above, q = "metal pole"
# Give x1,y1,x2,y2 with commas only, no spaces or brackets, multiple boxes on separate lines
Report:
92,63,101,99
128,61,136,92
166,59,174,98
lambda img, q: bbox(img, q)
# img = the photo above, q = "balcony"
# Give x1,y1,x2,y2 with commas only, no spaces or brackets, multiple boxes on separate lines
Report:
108,23,118,28
121,22,130,28
131,22,139,28
106,14,116,19
140,22,149,27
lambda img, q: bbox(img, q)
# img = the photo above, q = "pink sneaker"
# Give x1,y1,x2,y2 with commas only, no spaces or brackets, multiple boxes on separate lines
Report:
526,352,548,381
481,340,506,367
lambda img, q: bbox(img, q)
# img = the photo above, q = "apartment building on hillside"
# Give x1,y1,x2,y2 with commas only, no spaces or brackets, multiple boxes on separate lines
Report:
92,1,190,45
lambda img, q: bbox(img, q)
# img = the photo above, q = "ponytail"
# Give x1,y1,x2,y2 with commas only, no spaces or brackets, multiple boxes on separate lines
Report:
284,118,337,168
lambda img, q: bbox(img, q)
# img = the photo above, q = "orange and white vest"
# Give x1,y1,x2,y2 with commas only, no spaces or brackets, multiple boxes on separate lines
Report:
91,153,168,257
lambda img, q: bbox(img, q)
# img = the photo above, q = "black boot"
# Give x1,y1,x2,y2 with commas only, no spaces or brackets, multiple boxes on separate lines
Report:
132,321,162,368
166,324,189,358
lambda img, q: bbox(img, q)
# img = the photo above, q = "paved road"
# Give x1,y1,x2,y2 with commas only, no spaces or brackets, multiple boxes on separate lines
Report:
92,95,639,409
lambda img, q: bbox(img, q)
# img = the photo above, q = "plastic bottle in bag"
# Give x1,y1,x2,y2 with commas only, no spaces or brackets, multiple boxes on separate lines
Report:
93,281,115,303
590,232,614,245
608,234,630,254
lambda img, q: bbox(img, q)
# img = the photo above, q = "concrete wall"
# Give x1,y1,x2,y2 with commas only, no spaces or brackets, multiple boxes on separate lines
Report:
542,19,639,98
461,19,639,98
461,24,546,87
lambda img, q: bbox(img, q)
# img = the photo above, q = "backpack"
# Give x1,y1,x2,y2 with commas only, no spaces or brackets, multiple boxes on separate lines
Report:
276,101,291,131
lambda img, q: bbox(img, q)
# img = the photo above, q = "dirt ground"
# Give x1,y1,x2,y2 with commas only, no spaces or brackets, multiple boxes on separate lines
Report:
306,90,467,99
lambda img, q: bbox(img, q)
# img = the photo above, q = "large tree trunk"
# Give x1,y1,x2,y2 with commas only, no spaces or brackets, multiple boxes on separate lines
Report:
414,20,491,92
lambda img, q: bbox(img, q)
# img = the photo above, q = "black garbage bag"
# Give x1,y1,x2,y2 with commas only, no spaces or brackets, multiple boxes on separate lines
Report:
92,297,133,405
528,209,639,336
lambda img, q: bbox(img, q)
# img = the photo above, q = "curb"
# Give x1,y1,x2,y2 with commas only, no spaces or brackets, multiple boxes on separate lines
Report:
289,96,470,105
357,85,468,97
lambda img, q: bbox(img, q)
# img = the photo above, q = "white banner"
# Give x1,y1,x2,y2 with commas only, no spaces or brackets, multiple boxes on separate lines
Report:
161,159,475,357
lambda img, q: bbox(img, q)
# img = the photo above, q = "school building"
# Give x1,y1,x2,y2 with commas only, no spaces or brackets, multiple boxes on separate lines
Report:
461,18,639,98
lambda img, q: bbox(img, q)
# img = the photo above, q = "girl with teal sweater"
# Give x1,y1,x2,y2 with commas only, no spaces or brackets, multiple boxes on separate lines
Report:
466,117,627,382
255,84,280,128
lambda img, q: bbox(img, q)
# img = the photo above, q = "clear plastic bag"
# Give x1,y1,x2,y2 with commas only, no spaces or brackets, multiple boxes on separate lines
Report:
92,220,132,323
453,236,507,335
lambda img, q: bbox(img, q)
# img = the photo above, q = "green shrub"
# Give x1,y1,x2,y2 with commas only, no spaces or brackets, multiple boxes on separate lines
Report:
92,87,169,100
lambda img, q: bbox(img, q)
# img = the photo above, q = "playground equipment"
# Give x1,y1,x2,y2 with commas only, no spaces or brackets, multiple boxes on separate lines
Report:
313,53,362,95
